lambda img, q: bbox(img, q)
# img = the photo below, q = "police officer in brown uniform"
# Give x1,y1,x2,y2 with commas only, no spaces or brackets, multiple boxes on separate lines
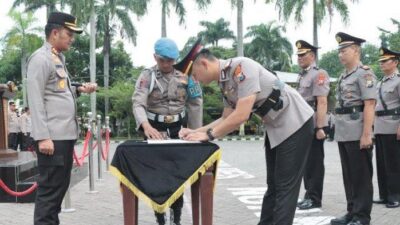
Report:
331,32,376,225
179,49,314,225
27,12,97,225
295,40,330,210
7,101,19,150
132,38,203,225
374,47,400,208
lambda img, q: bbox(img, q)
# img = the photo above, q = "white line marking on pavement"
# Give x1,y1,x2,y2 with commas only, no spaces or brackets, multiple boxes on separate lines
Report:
217,161,255,179
295,208,323,214
293,216,334,225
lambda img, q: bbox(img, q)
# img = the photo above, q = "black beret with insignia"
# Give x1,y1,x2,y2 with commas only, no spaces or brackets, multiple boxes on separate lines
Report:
295,40,319,55
335,32,365,50
47,12,83,34
173,38,203,75
379,47,400,62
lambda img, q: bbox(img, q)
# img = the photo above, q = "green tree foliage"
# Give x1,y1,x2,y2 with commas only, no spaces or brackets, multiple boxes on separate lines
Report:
198,18,235,47
380,18,400,51
244,22,292,71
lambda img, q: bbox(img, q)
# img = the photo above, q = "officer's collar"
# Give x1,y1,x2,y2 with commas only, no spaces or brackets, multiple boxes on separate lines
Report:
218,59,231,82
344,63,362,77
300,62,317,75
155,65,177,77
382,70,399,81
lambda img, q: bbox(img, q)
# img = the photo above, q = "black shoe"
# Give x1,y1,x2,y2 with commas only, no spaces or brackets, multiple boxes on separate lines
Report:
386,201,400,208
297,198,307,207
372,198,387,204
347,219,369,225
330,214,352,225
297,199,321,210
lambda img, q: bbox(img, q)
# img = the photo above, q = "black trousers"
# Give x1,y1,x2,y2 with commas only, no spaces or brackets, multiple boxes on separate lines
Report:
34,140,76,225
7,132,18,150
258,118,314,225
303,128,327,204
145,118,187,224
375,134,400,202
338,141,373,224
21,132,34,151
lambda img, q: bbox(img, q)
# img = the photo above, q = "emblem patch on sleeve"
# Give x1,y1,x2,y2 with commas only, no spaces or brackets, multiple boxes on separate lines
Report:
316,73,326,86
364,74,374,88
234,64,246,82
139,78,148,89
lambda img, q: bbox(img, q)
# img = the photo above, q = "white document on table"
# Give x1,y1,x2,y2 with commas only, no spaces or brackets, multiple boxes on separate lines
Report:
147,139,201,144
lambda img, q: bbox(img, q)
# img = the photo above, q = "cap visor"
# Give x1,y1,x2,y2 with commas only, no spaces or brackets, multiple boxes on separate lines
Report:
378,56,396,62
297,49,310,55
66,25,83,34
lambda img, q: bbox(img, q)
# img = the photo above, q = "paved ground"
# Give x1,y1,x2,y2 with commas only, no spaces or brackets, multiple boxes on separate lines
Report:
0,139,399,225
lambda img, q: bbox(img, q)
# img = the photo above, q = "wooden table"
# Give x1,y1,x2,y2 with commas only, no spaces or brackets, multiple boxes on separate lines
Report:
121,165,216,225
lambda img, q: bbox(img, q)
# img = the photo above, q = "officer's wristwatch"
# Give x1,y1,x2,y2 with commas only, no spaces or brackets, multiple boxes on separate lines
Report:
206,128,215,141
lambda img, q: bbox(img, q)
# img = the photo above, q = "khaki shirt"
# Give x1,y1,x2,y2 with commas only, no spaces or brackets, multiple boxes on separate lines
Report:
297,62,330,127
334,64,377,142
219,57,314,148
132,65,203,129
20,112,32,134
374,71,400,134
7,110,19,133
27,42,79,141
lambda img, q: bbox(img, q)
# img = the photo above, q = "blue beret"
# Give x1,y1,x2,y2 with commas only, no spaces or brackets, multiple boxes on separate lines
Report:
154,38,179,60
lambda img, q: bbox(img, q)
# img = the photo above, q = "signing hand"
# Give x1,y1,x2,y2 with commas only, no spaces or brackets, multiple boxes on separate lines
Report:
78,82,97,93
182,131,208,141
178,128,194,139
38,139,54,155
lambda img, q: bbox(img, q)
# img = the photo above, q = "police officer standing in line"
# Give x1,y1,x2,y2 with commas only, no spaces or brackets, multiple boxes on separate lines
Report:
179,49,314,225
373,47,400,208
20,107,33,151
295,40,330,210
132,38,203,225
330,32,376,225
27,12,97,225
7,101,19,150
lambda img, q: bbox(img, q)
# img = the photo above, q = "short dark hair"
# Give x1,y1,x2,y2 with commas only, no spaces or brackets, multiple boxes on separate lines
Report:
9,102,15,106
45,23,64,39
193,49,217,63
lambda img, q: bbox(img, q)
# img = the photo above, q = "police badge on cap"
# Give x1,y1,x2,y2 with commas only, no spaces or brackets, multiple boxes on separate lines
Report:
335,32,365,50
295,40,319,55
47,12,83,34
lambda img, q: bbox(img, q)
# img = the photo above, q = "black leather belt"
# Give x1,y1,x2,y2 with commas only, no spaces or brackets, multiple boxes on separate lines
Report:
335,105,364,114
254,89,283,117
376,107,400,116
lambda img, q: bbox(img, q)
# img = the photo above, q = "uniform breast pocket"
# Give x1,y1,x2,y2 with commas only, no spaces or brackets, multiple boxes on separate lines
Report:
299,80,312,95
176,84,188,101
53,68,68,93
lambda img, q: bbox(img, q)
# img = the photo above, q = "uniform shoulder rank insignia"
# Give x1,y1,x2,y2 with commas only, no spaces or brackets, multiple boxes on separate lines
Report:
234,64,246,83
220,60,232,81
139,77,149,89
316,73,326,86
364,74,374,88
361,65,370,70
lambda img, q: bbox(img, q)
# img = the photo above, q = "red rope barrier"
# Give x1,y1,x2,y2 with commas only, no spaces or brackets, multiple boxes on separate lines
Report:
73,131,92,166
101,129,111,160
0,179,37,197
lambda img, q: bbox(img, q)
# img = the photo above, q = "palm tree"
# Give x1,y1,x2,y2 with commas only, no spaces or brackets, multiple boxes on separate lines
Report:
245,21,293,71
266,0,357,56
198,18,235,47
159,0,210,37
96,0,148,118
12,0,70,18
2,10,42,106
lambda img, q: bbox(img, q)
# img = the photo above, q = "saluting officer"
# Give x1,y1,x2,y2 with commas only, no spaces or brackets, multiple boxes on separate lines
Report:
295,40,330,210
331,32,376,225
373,47,400,208
27,12,97,225
132,38,203,225
179,49,315,225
